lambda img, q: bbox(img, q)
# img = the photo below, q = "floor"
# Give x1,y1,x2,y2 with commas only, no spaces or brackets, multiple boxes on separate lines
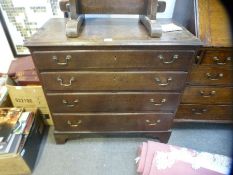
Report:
33,123,233,175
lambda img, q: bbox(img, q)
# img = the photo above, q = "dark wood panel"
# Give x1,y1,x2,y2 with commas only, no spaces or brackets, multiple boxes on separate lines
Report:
41,71,187,91
200,50,233,66
60,0,166,14
188,66,233,85
46,92,180,113
78,0,147,14
175,104,233,121
53,113,173,131
54,130,172,144
181,86,233,104
33,50,194,71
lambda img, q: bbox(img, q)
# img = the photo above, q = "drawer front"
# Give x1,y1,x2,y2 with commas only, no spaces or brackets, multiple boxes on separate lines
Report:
200,50,233,66
41,71,187,91
53,113,173,131
181,86,233,104
188,66,233,85
46,92,180,113
175,104,233,121
33,50,194,71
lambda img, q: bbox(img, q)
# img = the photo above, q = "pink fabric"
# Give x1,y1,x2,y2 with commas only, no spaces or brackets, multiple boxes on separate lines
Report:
137,142,148,173
142,141,160,175
136,141,231,175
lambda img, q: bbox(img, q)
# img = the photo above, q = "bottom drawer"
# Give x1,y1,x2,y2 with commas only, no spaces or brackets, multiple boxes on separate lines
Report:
53,113,173,132
175,104,233,121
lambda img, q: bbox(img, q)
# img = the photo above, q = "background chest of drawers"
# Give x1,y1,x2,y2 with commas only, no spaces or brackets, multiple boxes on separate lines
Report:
173,0,233,122
26,18,201,144
175,48,233,122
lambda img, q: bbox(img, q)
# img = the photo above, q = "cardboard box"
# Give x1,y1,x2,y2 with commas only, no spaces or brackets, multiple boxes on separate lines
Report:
6,78,53,125
0,108,45,175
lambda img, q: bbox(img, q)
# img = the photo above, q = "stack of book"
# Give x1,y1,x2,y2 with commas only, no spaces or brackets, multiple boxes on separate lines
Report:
7,56,40,86
0,108,35,155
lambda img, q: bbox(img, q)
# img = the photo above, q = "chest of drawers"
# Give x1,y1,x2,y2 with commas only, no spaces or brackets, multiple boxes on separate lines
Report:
25,18,201,144
173,0,233,123
176,48,233,122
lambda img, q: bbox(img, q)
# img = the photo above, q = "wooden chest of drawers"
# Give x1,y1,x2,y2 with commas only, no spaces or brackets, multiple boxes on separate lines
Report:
176,48,233,122
174,0,233,123
25,18,201,144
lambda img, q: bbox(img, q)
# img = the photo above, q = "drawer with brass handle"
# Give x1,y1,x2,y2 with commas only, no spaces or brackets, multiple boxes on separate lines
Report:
32,50,194,71
175,104,233,122
67,120,82,127
46,92,180,113
188,66,233,85
154,77,172,86
200,50,233,66
41,71,187,91
199,90,216,98
53,113,174,131
181,86,233,104
62,99,79,108
52,55,71,65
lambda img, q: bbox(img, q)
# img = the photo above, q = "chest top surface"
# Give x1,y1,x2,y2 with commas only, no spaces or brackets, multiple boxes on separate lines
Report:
25,18,201,47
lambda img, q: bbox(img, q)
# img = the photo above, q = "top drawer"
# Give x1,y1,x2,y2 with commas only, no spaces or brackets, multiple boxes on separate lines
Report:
200,50,233,66
32,50,194,71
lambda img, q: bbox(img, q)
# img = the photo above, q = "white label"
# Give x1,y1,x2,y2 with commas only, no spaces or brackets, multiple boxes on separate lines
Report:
15,86,22,90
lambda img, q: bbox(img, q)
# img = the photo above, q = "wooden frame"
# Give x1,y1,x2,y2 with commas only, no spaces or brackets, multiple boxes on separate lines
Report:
59,0,166,38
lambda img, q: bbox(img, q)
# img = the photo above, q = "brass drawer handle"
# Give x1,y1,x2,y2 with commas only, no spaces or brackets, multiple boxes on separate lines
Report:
213,56,231,65
52,55,71,65
145,119,161,126
199,90,216,98
158,54,178,64
62,99,79,107
67,120,82,127
206,73,223,80
155,77,172,86
57,76,75,87
150,98,166,106
191,108,208,115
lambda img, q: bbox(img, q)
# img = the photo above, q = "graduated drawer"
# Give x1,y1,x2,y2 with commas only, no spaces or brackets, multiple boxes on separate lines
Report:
181,86,233,104
200,50,232,66
175,104,233,121
188,66,233,85
41,71,187,91
32,50,194,71
53,113,173,131
46,92,180,113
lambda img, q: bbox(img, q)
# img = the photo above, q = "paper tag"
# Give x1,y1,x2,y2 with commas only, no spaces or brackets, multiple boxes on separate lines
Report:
161,23,183,32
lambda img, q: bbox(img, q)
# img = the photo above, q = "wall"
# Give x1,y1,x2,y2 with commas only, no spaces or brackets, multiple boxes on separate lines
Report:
157,0,176,18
